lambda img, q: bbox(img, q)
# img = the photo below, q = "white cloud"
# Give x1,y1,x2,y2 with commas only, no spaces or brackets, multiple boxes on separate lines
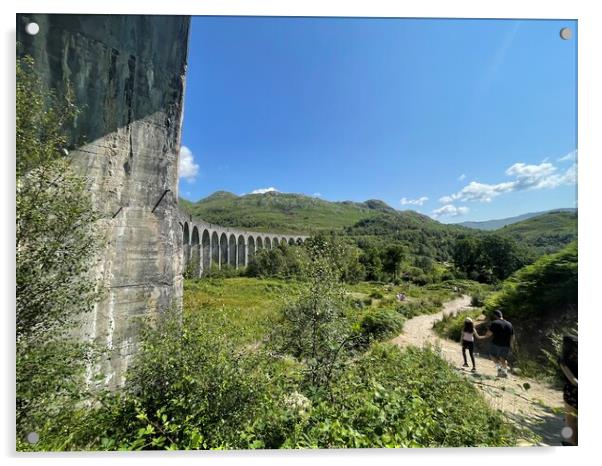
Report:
432,204,470,218
400,196,429,206
313,192,322,197
179,146,199,182
558,150,577,163
439,160,576,204
458,174,466,181
251,187,279,194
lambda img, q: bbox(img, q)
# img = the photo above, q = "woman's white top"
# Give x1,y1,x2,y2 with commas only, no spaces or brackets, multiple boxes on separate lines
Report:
462,331,474,342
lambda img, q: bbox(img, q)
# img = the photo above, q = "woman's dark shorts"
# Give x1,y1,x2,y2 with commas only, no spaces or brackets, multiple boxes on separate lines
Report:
489,343,510,359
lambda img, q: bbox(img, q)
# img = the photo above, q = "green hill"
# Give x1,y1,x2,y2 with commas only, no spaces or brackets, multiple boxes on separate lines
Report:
179,191,399,234
496,210,577,256
180,191,576,261
458,208,576,231
179,191,472,261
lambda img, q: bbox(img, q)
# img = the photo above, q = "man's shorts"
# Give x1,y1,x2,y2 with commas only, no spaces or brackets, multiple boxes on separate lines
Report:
489,343,510,359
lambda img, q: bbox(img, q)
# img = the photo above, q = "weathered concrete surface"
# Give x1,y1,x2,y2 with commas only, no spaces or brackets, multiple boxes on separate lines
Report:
17,14,190,386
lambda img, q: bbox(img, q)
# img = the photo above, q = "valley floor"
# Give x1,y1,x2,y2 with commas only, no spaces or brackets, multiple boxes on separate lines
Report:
392,295,565,446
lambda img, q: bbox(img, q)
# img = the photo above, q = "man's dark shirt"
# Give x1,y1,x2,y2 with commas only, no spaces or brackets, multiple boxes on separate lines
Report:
490,319,513,347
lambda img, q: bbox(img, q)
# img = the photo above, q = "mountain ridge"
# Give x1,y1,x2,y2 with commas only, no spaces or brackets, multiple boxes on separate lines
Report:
457,208,576,231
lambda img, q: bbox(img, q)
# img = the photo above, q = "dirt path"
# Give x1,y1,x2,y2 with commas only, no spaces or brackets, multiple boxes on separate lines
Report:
391,295,565,446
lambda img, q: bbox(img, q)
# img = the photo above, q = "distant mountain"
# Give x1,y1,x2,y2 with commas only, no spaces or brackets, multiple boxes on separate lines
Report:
458,208,576,231
496,210,577,256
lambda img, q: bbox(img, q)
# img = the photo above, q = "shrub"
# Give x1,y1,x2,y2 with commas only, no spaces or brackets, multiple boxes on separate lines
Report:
359,308,404,342
16,54,104,444
269,239,355,394
396,298,441,319
286,344,516,448
484,242,577,321
86,309,291,450
471,291,487,307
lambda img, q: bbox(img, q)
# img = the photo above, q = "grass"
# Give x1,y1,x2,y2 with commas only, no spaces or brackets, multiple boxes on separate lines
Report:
183,277,302,344
183,277,471,345
432,308,485,342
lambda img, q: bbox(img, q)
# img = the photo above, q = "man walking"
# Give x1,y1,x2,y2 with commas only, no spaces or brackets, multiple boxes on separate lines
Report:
478,309,514,377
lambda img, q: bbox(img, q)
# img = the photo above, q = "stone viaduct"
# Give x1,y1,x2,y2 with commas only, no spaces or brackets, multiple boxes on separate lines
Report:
17,13,310,386
180,217,308,277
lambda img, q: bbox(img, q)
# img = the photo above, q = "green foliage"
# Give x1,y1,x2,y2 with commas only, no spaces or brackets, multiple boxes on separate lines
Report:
203,263,244,279
347,212,465,262
112,309,284,450
498,211,577,256
246,243,307,279
483,242,577,379
16,160,102,339
359,308,405,342
381,244,407,278
180,190,384,234
16,54,77,178
484,242,577,320
471,291,488,307
453,234,533,283
247,233,367,284
269,238,355,394
396,299,438,319
286,344,515,448
16,55,103,441
28,275,517,450
183,277,302,345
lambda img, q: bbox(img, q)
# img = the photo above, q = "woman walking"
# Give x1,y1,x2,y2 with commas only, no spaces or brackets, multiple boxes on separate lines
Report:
461,318,478,372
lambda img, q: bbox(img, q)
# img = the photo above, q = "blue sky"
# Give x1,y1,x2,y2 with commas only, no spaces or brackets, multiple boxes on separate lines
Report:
180,16,577,223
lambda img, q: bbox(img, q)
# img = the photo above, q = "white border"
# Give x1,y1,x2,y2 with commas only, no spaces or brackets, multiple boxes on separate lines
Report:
2,1,600,465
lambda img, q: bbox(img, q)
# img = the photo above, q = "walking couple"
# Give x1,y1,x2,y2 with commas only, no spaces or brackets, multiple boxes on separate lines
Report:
460,309,514,377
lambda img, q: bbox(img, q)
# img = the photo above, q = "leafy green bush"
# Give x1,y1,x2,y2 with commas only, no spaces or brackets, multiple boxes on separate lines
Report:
396,297,442,319
269,239,355,394
246,245,308,279
471,292,487,307
285,344,516,448
359,308,404,342
78,309,295,450
484,242,577,320
16,54,104,444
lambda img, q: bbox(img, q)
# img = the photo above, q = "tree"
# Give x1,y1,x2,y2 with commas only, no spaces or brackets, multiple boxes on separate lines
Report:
381,244,406,278
452,237,481,278
452,234,532,283
16,55,103,441
270,238,354,396
360,247,384,281
480,234,531,281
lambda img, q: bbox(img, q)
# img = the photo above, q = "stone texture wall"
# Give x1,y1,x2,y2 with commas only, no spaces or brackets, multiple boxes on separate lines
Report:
17,14,190,386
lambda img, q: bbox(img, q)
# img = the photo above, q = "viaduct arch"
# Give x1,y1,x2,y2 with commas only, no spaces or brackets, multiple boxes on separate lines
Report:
180,216,308,277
